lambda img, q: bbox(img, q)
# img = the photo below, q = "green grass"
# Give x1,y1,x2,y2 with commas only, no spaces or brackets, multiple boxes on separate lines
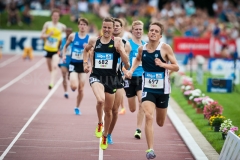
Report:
171,72,240,153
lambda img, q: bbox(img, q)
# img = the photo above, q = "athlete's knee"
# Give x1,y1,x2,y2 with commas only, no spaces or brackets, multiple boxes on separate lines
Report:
78,87,84,94
71,84,78,91
112,107,118,116
145,113,154,122
156,119,164,127
97,98,104,106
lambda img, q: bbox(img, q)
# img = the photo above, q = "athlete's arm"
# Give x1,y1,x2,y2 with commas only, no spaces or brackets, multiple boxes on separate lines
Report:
62,33,74,61
122,41,131,74
40,22,52,40
115,37,129,69
155,43,179,72
83,37,97,73
127,46,143,79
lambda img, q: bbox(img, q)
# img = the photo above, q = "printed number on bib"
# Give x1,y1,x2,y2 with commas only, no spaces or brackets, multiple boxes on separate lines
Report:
69,64,74,71
132,57,142,66
46,37,58,48
95,53,113,69
72,49,83,60
144,72,164,89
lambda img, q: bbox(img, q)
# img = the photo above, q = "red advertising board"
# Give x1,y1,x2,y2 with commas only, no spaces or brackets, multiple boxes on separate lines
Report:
174,37,210,57
173,37,237,58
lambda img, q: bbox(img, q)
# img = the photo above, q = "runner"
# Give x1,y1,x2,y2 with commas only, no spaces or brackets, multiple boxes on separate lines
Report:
40,9,66,90
126,21,179,159
123,20,146,140
107,18,131,144
58,28,73,99
62,18,89,115
83,17,129,150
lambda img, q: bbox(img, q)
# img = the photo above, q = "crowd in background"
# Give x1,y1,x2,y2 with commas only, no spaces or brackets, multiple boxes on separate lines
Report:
0,0,240,57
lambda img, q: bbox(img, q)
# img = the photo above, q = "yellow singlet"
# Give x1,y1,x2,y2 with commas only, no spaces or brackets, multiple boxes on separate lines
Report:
43,22,65,52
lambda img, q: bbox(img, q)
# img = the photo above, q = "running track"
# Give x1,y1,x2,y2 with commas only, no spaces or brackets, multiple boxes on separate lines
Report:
0,54,195,160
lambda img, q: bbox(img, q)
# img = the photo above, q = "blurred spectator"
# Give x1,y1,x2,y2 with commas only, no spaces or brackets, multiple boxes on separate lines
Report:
78,0,89,13
69,0,80,23
0,1,6,13
89,0,101,14
7,0,22,26
22,4,32,26
184,0,196,16
30,0,42,10
98,0,111,19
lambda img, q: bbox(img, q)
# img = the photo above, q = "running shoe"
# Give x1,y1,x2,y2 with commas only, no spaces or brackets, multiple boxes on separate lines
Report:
146,149,156,159
118,108,126,115
48,84,53,90
95,123,103,138
100,135,108,150
64,93,69,99
134,129,141,139
74,107,81,115
107,134,113,144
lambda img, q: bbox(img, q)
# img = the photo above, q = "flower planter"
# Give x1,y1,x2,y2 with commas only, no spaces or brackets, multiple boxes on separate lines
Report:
196,108,203,114
222,133,227,140
192,103,197,108
214,126,220,132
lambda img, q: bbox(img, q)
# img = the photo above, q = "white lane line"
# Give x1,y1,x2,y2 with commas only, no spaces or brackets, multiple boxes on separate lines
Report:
0,78,62,160
99,112,105,160
0,55,20,68
0,58,45,92
167,105,208,160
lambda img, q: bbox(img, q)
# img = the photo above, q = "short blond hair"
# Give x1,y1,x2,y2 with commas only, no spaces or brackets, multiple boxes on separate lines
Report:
131,20,144,30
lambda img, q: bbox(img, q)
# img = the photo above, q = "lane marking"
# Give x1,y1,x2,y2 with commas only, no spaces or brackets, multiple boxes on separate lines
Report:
0,78,62,160
99,112,104,160
0,55,20,68
167,105,208,160
0,58,45,92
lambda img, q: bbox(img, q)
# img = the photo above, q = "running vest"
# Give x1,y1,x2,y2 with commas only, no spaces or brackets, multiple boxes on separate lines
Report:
70,33,89,63
92,37,120,77
142,42,170,94
43,22,65,52
60,37,72,63
116,39,126,73
129,39,145,77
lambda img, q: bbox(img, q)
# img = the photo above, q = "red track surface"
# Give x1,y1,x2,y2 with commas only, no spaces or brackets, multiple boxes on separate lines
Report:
0,54,195,160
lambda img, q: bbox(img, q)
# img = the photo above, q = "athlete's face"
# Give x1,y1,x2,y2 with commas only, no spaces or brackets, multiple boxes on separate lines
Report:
102,21,114,38
51,12,60,23
78,21,88,32
113,21,122,36
66,29,72,37
148,25,162,41
132,25,143,39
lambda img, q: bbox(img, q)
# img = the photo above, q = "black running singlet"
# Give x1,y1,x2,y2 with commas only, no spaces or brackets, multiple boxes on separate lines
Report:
92,37,120,77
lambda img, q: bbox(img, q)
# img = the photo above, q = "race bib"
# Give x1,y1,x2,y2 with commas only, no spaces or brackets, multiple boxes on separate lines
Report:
144,72,164,89
142,92,147,98
69,64,74,71
132,57,142,66
95,53,113,69
89,77,100,84
72,49,83,60
46,37,58,48
124,80,129,88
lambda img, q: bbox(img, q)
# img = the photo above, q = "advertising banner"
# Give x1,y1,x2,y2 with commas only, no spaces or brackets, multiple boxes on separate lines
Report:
173,37,210,57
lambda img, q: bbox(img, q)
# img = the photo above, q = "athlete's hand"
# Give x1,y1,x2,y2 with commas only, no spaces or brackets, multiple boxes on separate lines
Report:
62,56,66,63
155,58,165,67
48,31,54,37
84,63,90,73
125,70,133,79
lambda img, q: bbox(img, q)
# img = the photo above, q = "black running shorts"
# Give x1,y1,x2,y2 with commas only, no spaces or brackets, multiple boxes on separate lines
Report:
69,62,84,73
89,73,117,94
124,76,142,98
142,92,169,108
44,51,57,58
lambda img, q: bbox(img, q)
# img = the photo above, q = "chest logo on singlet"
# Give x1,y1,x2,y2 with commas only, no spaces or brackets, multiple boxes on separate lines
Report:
96,43,102,49
95,52,113,69
109,44,113,48
144,72,164,89
155,54,158,58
